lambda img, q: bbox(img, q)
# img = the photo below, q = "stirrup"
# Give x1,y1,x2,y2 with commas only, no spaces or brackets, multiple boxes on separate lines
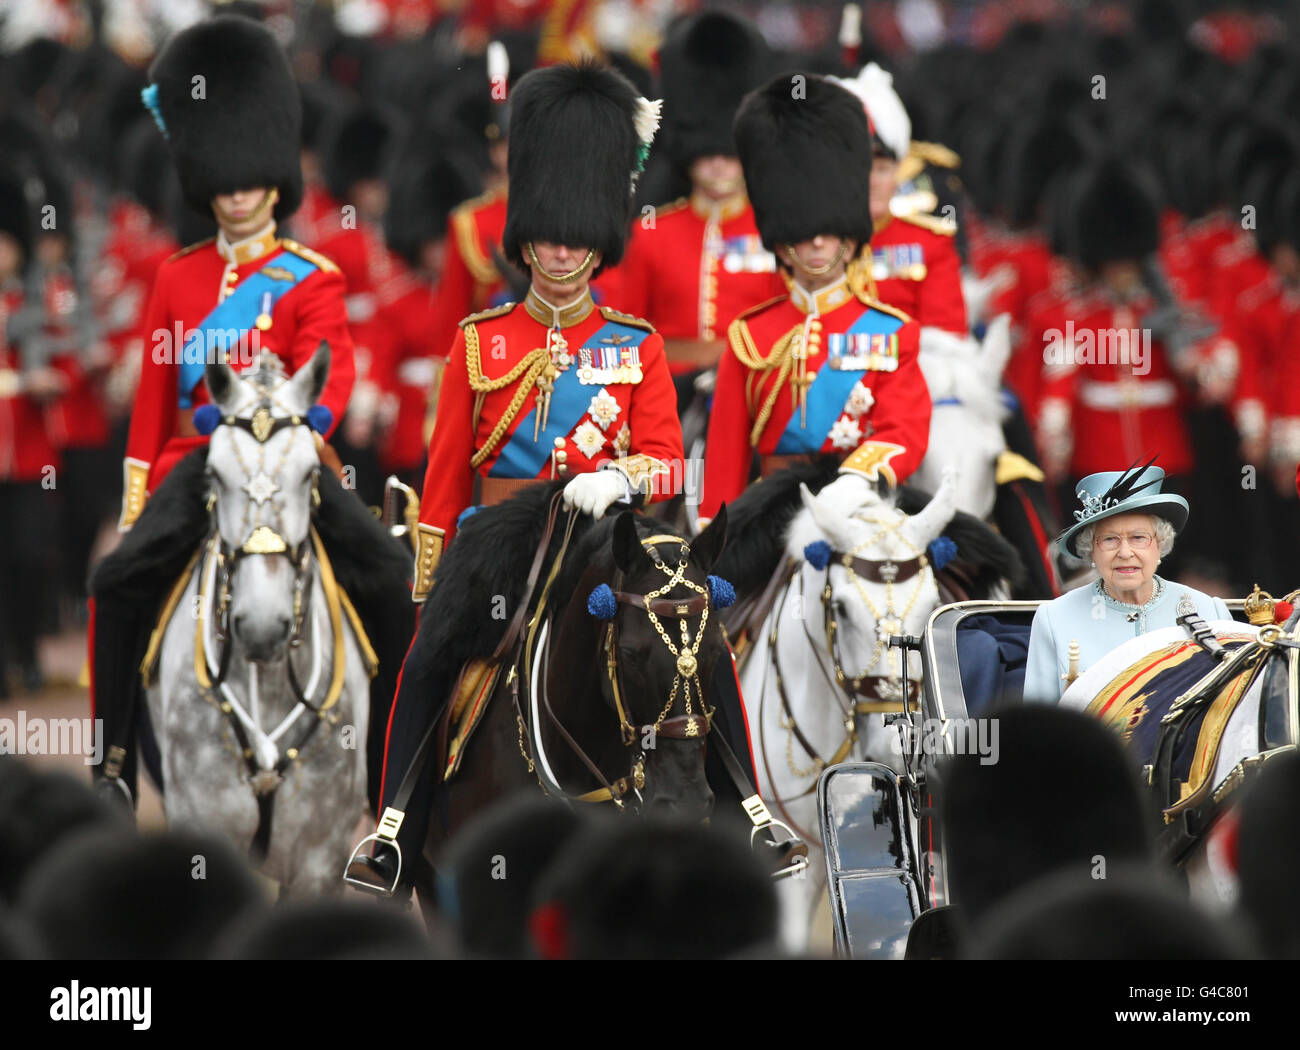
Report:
752,818,810,881
94,775,136,822
342,807,404,897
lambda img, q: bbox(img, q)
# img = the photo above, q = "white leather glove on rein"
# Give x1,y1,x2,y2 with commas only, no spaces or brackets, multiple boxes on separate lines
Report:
562,469,631,519
816,471,883,517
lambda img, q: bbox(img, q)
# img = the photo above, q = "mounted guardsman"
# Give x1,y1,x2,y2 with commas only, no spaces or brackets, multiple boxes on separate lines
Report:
347,61,730,895
831,62,968,336
89,15,412,815
699,73,932,523
599,11,783,399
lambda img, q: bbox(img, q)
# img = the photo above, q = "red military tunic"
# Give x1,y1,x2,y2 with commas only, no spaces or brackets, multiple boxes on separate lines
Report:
428,186,510,361
0,284,61,483
373,277,440,476
317,221,412,439
413,288,683,599
869,212,968,335
121,224,355,527
701,275,931,521
39,264,113,453
598,194,785,374
1035,289,1193,480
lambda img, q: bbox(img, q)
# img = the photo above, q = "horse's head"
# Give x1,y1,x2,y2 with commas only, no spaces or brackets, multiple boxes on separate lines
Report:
590,507,730,823
786,471,957,699
201,346,330,663
911,317,1011,520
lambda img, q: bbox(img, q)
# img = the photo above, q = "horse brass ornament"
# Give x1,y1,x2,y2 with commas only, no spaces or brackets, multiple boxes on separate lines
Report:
251,406,274,443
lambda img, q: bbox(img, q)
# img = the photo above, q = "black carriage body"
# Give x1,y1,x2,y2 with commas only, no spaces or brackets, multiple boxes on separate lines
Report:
818,597,1255,959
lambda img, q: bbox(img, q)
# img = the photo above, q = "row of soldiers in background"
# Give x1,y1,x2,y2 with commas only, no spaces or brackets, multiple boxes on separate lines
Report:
5,3,1300,693
910,15,1300,592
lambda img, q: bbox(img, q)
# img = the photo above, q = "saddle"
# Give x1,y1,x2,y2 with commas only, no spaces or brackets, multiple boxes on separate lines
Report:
1084,637,1266,819
435,658,503,783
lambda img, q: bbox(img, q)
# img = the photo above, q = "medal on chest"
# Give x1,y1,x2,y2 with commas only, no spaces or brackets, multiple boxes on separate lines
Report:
577,331,643,386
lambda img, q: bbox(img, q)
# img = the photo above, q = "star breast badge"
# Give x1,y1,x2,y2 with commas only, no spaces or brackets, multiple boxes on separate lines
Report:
829,416,863,451
588,388,622,431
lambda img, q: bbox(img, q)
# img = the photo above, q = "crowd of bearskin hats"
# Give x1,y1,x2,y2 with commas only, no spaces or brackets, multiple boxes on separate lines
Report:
3,0,1300,692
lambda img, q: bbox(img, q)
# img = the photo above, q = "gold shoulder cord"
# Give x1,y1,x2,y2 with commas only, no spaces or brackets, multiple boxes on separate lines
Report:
463,322,551,469
452,208,498,286
744,326,799,449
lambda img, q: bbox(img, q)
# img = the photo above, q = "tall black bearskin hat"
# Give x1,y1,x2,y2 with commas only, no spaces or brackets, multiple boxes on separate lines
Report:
734,74,873,253
502,62,658,274
145,15,303,220
321,104,402,204
1067,158,1160,272
939,705,1152,926
658,11,771,171
384,150,482,269
1001,111,1088,229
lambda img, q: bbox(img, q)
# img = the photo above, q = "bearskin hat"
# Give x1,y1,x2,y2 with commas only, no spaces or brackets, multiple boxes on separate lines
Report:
321,104,403,204
734,74,873,252
1001,111,1089,229
146,15,302,220
502,62,654,274
384,150,482,269
1067,158,1160,271
658,12,771,171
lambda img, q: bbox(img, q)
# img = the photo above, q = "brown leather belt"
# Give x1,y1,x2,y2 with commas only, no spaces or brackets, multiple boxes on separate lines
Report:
478,476,546,507
663,337,725,370
761,454,822,476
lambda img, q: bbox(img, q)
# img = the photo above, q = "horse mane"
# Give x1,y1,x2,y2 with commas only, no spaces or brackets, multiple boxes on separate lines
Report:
713,455,842,598
710,452,1025,600
409,485,688,684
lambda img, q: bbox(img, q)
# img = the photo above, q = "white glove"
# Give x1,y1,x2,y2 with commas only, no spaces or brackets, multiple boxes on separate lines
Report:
562,469,630,519
816,472,882,517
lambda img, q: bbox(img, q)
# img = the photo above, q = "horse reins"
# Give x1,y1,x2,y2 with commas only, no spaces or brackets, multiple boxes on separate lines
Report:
535,532,716,808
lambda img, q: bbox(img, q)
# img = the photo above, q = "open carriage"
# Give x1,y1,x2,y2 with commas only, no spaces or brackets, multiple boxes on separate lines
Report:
817,594,1300,959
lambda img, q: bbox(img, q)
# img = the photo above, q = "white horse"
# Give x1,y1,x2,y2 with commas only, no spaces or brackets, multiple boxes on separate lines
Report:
147,348,372,895
911,316,1012,523
740,471,959,951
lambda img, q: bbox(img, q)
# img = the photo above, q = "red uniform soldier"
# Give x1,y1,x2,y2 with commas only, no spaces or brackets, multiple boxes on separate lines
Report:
833,61,968,336
90,16,411,814
349,63,756,897
597,12,782,379
701,74,931,523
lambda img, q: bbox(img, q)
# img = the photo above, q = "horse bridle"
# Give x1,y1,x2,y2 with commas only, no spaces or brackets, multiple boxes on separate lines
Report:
762,533,928,807
534,533,717,809
207,406,322,655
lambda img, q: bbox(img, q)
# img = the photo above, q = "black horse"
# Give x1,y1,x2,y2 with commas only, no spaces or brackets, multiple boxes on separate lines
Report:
372,482,744,916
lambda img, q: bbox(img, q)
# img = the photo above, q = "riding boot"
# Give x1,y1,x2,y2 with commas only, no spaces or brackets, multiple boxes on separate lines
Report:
88,449,211,803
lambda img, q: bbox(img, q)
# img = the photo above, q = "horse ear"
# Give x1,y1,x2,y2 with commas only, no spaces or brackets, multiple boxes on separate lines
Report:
205,359,240,409
288,341,331,407
800,483,855,552
693,503,727,572
612,510,647,574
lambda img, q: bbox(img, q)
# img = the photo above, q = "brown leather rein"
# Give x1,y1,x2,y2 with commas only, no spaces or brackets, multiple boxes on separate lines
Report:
516,517,716,808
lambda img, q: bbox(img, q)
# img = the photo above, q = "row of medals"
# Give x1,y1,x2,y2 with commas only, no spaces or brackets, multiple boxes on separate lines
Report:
549,329,644,386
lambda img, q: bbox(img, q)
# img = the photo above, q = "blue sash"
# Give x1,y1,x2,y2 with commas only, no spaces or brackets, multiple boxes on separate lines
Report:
774,308,905,454
178,250,319,407
490,320,647,478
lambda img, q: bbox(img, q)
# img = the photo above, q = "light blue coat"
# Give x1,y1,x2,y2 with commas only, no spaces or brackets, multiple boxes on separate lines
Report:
1022,576,1232,704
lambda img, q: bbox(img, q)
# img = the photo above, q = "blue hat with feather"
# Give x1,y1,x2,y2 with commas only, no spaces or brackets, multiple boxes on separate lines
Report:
1056,457,1188,559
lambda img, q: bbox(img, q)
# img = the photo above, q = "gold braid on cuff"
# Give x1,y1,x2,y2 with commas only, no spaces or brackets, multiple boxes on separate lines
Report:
611,454,673,499
413,523,445,603
119,458,150,530
840,441,905,487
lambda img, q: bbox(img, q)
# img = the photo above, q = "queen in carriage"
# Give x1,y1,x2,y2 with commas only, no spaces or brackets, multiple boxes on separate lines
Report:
1023,460,1232,703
